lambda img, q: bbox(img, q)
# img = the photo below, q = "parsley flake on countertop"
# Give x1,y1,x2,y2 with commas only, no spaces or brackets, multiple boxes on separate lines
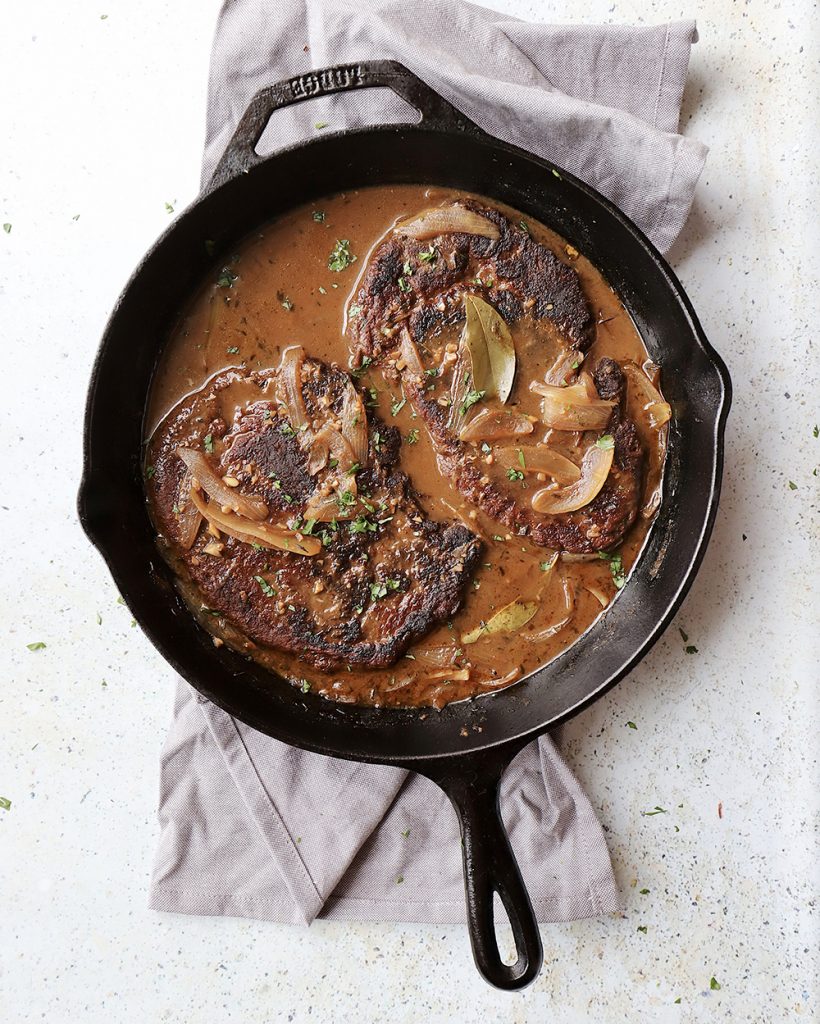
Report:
26,642,46,651
626,721,637,729
685,645,698,655
641,806,667,817
3,223,11,234
328,238,356,272
788,480,797,490
710,977,721,991
0,797,10,811
636,925,647,934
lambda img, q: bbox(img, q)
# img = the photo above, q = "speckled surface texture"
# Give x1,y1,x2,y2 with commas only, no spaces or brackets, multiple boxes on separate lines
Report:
1,1,817,1020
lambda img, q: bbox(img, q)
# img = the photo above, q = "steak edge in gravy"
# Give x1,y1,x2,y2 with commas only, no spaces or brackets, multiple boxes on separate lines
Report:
145,186,670,708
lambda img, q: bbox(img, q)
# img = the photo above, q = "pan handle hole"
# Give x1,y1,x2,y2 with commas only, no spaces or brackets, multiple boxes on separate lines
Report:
492,891,518,967
255,88,421,157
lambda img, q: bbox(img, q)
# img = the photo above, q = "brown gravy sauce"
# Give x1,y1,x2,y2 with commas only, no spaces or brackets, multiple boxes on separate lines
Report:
147,186,665,708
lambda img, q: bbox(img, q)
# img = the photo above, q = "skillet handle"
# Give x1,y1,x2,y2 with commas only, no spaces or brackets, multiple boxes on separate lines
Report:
426,750,543,990
210,59,483,190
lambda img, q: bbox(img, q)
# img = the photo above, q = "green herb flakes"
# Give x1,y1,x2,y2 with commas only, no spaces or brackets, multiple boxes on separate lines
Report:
391,395,406,416
595,434,615,450
226,346,239,355
460,389,486,416
165,201,175,214
685,644,698,654
398,275,412,293
638,888,650,894
418,246,437,264
146,465,156,479
396,875,404,884
0,797,10,811
348,303,362,319
518,219,530,234
406,428,419,445
710,977,721,991
636,925,648,934
300,679,311,693
217,268,237,288
313,210,325,222
599,551,625,589
3,223,11,234
27,642,46,651
788,480,797,490
506,467,524,482
351,355,372,378
254,576,276,598
328,239,356,272
626,721,637,730
401,828,410,838
337,490,356,511
641,806,667,817
203,434,214,454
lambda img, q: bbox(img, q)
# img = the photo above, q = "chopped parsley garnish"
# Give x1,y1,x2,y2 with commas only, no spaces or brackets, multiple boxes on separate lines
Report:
517,450,526,469
391,395,406,416
418,246,437,263
370,578,400,601
481,442,491,454
302,518,317,535
3,223,11,234
328,238,356,272
203,434,214,454
406,428,419,445
710,977,721,991
312,210,325,222
636,925,648,934
424,367,439,378
518,219,530,234
165,201,174,214
348,303,362,319
539,560,554,572
813,424,818,438
336,490,356,510
596,434,615,450
280,423,296,437
641,806,667,816
627,721,637,730
146,465,156,479
217,268,237,288
788,480,797,490
373,430,382,451
506,467,524,482
571,359,580,369
349,515,377,534
599,551,625,588
365,387,378,407
397,275,412,294
551,168,562,179
27,642,46,651
226,346,239,354
639,888,650,894
350,356,372,378
254,576,276,597
460,389,485,415
300,679,311,693
280,295,294,311
347,463,361,476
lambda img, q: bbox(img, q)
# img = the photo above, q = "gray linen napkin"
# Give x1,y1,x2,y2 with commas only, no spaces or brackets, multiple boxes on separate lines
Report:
149,0,706,926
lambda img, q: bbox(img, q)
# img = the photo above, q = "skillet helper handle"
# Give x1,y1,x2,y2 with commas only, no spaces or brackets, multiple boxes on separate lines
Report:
210,59,483,189
434,758,543,990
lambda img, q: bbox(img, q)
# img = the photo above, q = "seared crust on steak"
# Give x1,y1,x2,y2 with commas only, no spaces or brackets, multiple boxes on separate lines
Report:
147,363,482,670
348,200,644,553
351,198,595,362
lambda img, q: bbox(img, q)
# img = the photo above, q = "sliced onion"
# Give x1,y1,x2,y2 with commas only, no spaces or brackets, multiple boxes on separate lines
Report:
398,329,425,378
531,443,614,514
466,662,523,689
189,490,320,556
426,667,470,681
177,447,268,521
531,381,616,431
175,472,202,550
544,349,583,386
278,345,312,434
586,584,610,608
340,380,368,464
459,408,535,442
496,446,581,484
446,351,470,435
394,206,500,241
622,362,670,518
579,370,599,401
303,491,355,522
524,572,574,641
560,551,601,563
411,644,460,669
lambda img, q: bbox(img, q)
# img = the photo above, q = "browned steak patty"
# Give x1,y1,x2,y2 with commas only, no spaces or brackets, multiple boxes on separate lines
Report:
147,359,482,671
349,200,643,554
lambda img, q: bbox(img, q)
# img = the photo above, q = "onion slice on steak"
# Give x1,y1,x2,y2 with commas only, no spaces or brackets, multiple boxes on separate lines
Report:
394,206,500,241
530,380,616,431
189,489,320,556
340,379,368,464
531,443,614,514
177,447,268,521
458,408,535,442
496,446,581,484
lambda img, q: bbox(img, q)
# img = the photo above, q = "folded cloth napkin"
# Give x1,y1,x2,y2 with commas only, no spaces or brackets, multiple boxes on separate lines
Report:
149,0,706,926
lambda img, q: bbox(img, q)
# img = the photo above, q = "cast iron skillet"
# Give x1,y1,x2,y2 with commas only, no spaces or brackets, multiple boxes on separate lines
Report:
78,61,730,990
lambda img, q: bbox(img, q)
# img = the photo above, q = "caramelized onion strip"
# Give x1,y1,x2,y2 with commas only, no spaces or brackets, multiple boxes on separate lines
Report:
189,490,320,556
459,408,535,442
176,447,268,521
530,380,615,431
496,446,581,484
531,444,614,514
394,206,501,241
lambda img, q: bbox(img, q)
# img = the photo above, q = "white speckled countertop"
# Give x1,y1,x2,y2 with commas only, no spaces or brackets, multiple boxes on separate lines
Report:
1,1,817,1020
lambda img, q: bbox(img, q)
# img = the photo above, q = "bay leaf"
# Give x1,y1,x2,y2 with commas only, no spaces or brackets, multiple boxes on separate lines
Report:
462,598,539,645
461,294,516,404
